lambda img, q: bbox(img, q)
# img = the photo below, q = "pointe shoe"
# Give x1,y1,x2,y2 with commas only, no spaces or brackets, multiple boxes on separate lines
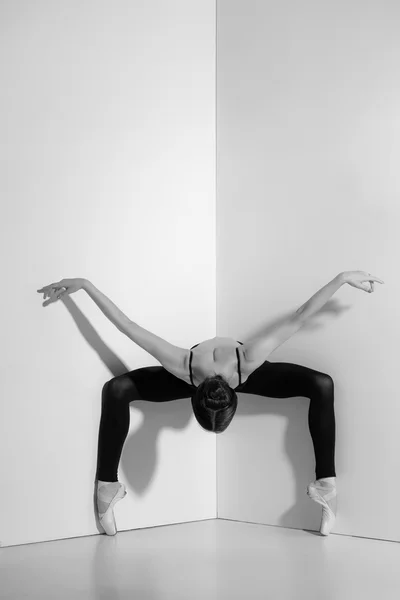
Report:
307,480,337,536
97,481,127,536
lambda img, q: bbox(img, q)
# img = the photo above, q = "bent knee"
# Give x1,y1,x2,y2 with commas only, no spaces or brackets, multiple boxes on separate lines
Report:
316,373,334,393
105,375,136,399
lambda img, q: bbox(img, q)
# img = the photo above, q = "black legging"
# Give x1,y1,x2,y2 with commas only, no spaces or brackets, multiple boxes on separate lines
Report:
95,358,336,483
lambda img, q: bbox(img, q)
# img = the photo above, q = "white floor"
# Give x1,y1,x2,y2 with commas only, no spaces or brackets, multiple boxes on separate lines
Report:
1,519,399,600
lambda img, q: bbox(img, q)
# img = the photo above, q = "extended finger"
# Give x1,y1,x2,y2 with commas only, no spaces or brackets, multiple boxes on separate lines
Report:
37,285,54,296
43,297,54,306
39,283,62,299
367,275,384,284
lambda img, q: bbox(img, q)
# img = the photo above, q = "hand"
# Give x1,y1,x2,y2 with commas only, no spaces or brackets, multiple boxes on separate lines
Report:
341,271,384,293
37,278,86,306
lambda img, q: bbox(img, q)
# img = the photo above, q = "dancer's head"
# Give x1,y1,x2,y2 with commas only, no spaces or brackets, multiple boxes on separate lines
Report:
191,374,238,433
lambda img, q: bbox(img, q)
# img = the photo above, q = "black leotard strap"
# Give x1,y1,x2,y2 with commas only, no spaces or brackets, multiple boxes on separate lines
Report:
189,341,243,388
236,346,241,386
189,343,199,386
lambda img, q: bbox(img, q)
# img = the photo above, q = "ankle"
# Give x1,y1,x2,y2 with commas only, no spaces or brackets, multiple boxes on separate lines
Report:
317,477,336,487
97,479,119,490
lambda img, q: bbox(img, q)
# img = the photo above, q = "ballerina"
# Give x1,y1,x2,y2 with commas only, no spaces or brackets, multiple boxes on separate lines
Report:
38,270,384,536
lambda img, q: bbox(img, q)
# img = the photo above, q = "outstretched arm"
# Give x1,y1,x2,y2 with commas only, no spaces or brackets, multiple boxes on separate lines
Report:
38,277,188,376
83,280,133,332
243,271,384,369
83,280,187,376
294,273,345,321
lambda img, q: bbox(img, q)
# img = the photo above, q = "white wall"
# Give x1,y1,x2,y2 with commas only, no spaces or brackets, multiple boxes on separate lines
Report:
216,0,399,542
0,0,216,547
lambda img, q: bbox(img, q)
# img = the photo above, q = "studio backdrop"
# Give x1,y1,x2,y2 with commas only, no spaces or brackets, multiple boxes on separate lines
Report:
0,0,397,548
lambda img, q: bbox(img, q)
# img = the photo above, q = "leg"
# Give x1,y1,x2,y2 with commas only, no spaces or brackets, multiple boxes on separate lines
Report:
95,366,194,482
237,360,336,480
96,367,194,535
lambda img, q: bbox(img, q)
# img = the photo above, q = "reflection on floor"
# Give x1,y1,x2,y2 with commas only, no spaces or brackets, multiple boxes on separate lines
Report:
1,519,399,600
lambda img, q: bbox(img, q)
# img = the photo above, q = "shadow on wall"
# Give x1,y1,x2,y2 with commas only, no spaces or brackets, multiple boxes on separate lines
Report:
243,298,352,342
61,295,351,533
222,299,352,534
61,297,193,510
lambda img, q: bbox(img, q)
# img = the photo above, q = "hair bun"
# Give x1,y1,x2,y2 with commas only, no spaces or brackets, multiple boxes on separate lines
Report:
210,388,225,401
205,397,229,410
203,375,231,410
